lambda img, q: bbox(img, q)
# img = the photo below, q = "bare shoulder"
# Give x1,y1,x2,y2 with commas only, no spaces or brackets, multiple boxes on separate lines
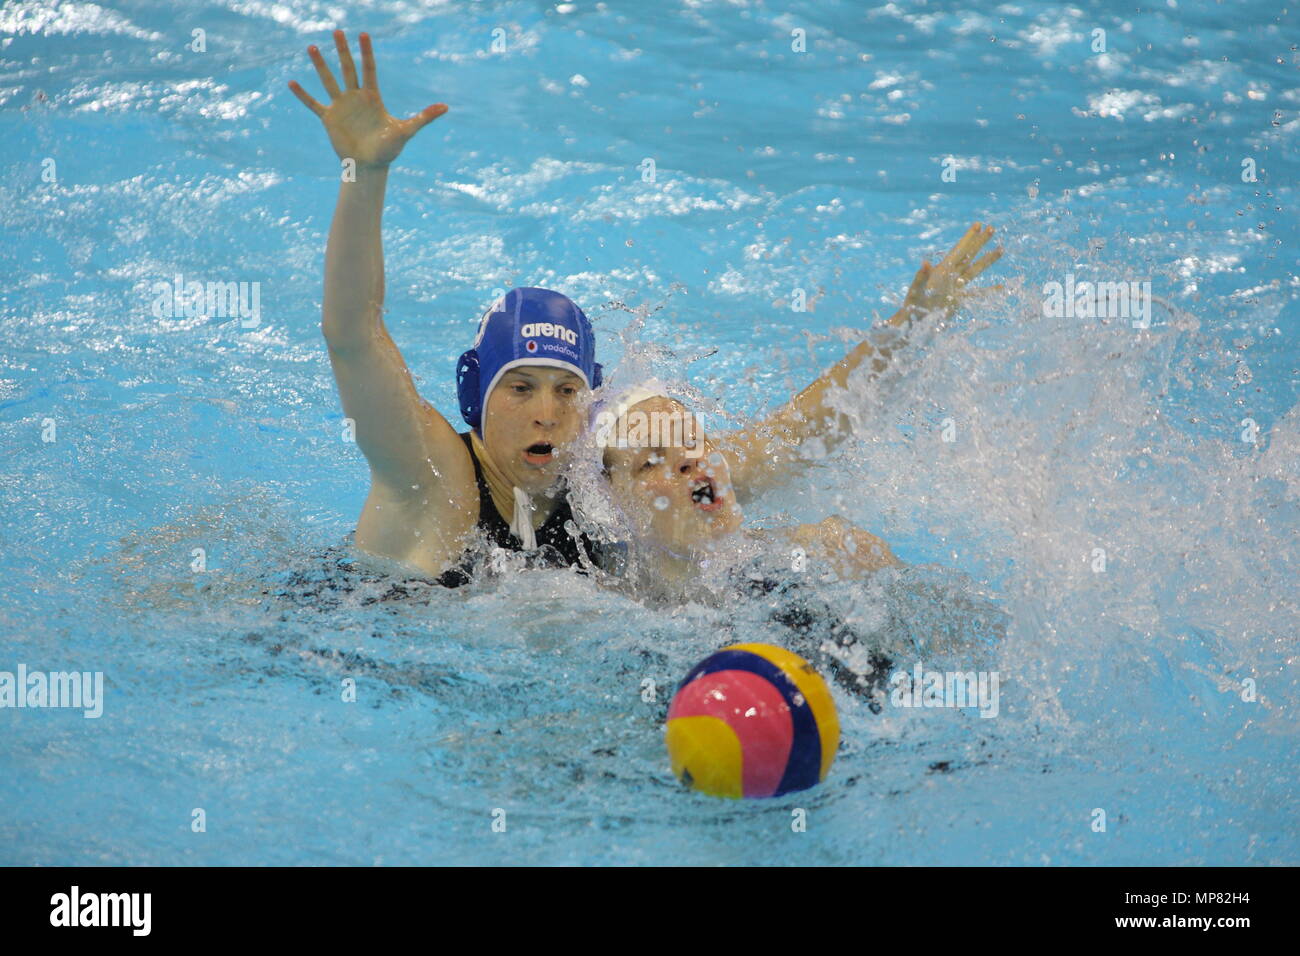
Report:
326,332,478,498
352,420,480,577
415,400,479,493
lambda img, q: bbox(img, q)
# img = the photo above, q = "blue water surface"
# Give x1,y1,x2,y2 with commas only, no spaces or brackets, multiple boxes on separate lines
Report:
1,0,1297,865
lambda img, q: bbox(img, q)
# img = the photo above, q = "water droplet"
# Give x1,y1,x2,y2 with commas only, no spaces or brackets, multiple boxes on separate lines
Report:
653,496,669,510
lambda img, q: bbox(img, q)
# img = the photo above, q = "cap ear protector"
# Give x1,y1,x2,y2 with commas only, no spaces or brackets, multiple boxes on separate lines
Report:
456,348,483,430
457,349,602,432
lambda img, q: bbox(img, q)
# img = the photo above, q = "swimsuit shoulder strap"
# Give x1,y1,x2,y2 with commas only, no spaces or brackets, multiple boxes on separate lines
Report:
457,432,591,567
458,431,515,547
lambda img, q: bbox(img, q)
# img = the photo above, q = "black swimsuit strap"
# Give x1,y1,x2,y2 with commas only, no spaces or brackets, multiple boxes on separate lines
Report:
458,431,516,548
456,431,586,557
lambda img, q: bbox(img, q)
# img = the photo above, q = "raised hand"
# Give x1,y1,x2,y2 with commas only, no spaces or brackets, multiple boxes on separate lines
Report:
890,222,1003,328
288,30,447,169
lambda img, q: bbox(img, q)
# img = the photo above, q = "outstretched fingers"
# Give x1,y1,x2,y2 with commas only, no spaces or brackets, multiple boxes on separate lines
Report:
963,245,1004,282
955,223,998,274
934,222,983,275
890,260,931,326
405,103,449,135
287,80,325,117
333,30,360,90
970,225,996,268
307,45,342,100
905,260,931,300
360,33,379,89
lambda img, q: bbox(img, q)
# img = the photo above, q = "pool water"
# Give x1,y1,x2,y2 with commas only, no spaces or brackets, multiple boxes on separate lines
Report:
1,0,1297,865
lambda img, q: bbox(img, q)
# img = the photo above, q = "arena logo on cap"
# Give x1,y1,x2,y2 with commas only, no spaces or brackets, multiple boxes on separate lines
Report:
520,322,578,345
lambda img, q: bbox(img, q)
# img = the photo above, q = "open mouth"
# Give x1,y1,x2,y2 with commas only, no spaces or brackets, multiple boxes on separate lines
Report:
689,477,722,511
523,442,554,466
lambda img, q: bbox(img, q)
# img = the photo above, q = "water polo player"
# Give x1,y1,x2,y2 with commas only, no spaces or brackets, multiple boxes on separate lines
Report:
574,225,1004,596
290,32,602,584
582,384,897,599
573,384,898,701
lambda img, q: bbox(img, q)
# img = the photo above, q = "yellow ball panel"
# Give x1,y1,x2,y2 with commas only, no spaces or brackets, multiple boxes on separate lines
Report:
665,715,744,799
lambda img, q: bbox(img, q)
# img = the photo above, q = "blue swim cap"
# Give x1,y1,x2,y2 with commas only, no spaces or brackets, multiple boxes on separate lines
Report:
456,287,603,436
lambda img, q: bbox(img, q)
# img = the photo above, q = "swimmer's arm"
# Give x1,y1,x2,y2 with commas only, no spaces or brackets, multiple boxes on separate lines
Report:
320,169,454,487
325,322,475,498
321,195,476,512
720,224,1001,501
292,33,469,499
717,323,906,502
